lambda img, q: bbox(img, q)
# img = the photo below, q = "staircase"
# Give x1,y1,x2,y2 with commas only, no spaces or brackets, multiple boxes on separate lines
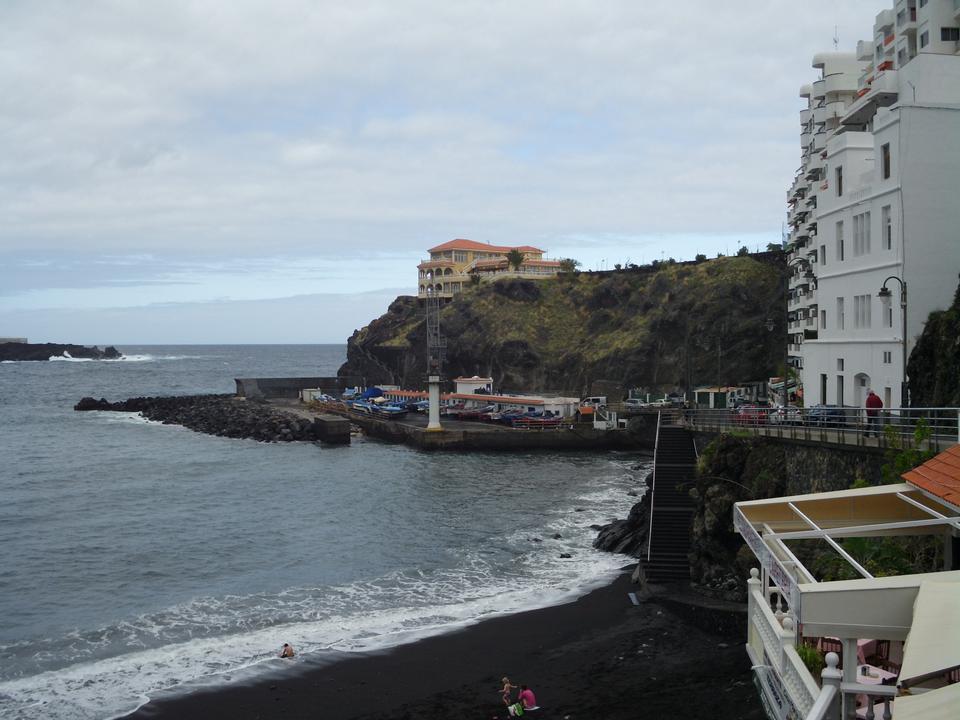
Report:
645,423,697,584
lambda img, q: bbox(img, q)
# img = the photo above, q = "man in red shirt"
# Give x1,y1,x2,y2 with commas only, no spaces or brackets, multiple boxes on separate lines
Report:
865,390,883,437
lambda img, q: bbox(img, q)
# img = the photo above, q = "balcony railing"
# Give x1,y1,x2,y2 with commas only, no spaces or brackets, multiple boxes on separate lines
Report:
683,407,960,453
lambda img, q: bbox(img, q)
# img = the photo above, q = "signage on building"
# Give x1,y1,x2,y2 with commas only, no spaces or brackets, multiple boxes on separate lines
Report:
734,507,801,610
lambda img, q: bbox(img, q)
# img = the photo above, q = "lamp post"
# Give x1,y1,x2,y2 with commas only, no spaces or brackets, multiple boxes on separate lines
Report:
878,276,908,409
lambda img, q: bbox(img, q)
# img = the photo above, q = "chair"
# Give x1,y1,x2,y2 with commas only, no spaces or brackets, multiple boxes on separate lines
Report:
867,639,890,667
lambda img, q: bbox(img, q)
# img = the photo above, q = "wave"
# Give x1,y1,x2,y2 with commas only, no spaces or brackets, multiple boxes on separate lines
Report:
0,463,649,720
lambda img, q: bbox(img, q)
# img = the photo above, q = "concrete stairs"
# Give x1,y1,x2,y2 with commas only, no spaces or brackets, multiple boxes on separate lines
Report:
645,425,697,584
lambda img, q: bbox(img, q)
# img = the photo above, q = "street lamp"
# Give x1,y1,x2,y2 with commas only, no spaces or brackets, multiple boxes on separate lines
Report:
878,276,908,409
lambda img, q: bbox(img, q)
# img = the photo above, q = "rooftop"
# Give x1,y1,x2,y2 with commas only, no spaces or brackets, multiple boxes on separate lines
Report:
902,444,960,512
428,238,545,254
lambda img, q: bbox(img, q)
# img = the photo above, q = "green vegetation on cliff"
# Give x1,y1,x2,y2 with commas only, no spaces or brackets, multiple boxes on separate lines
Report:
908,273,960,407
340,254,785,395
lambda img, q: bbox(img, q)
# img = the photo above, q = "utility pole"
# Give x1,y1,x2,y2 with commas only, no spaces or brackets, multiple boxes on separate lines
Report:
424,274,446,432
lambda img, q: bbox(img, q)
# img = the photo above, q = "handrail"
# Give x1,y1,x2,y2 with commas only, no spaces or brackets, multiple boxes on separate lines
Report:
647,411,662,563
804,684,838,720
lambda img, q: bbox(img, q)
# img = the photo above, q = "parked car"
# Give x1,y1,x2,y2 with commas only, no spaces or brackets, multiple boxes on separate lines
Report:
623,398,648,408
732,404,770,425
769,404,802,425
807,404,856,427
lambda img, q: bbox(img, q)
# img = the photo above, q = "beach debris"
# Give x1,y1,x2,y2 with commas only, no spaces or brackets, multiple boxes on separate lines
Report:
559,552,572,558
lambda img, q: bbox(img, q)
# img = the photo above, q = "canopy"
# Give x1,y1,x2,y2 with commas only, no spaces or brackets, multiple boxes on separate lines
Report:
891,681,960,720
899,580,960,686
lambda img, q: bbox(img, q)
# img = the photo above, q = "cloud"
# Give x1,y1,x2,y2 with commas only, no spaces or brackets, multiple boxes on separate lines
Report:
0,1,883,340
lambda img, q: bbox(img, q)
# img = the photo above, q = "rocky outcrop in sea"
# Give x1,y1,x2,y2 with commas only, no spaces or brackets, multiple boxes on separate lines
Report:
75,395,337,443
1,342,122,361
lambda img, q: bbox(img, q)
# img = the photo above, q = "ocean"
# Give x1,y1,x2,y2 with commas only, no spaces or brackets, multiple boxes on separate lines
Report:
0,345,649,720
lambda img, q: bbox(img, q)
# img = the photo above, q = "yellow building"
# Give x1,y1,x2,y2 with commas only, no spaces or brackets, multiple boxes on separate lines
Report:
417,238,562,298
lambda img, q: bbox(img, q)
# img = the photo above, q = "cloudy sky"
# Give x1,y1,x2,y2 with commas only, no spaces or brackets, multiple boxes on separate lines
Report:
0,0,882,343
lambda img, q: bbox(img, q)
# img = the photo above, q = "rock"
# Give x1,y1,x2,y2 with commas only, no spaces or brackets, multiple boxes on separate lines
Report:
559,553,572,558
0,342,124,362
552,533,562,539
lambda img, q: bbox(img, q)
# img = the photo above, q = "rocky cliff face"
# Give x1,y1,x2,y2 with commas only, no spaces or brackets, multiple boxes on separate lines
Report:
339,254,785,395
908,273,960,407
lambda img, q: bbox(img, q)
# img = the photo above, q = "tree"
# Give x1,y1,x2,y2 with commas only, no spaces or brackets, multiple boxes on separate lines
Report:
469,273,481,286
695,253,707,262
766,242,784,252
558,258,581,273
506,249,525,271
736,246,750,256
614,263,622,271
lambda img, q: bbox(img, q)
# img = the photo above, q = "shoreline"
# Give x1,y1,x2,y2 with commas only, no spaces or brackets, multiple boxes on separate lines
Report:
126,569,763,720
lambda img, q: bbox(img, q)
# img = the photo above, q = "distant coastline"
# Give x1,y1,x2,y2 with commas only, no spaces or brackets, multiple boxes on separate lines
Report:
0,342,122,362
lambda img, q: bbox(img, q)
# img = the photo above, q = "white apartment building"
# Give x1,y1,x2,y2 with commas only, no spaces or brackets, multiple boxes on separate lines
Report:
787,0,960,410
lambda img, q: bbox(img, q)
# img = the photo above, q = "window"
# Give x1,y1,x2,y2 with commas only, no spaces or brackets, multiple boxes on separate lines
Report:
920,30,929,48
453,251,467,263
853,212,871,255
854,294,872,328
820,374,828,404
881,143,891,179
898,48,907,67
837,297,845,330
820,244,827,266
882,205,892,249
942,27,960,42
883,351,892,364
837,358,845,371
835,166,843,196
837,375,845,405
884,387,892,408
836,221,845,261
821,309,827,329
919,0,927,7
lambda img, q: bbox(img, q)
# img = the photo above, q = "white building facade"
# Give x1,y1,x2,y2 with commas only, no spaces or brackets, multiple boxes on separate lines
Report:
788,0,960,410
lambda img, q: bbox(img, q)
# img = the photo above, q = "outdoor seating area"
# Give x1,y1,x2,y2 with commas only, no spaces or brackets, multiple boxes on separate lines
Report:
737,445,960,719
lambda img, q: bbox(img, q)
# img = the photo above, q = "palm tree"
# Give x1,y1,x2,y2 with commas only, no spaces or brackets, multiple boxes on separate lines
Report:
506,249,525,271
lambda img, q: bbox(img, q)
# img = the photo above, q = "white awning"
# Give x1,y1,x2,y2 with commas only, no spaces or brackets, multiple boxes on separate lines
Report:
892,681,960,720
899,581,960,686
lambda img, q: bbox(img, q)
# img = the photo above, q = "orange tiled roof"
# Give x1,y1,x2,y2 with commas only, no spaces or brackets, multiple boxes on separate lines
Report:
428,238,544,254
902,444,960,510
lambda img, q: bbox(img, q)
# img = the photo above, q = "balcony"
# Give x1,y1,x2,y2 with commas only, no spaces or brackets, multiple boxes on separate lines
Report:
856,39,873,61
805,155,823,179
824,74,857,96
800,130,812,147
876,7,895,31
812,132,827,153
841,69,898,125
799,108,812,126
811,79,825,100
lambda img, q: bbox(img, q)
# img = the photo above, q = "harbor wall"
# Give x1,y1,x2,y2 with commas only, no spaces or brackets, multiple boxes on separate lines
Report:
235,376,362,400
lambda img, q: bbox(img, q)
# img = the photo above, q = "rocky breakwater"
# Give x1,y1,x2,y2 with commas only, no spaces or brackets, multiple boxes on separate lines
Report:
593,470,652,558
75,395,348,443
1,342,122,361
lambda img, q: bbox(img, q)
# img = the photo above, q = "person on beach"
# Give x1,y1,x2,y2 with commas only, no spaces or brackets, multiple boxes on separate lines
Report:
279,643,295,658
865,389,883,437
507,685,538,715
517,684,537,710
500,676,517,706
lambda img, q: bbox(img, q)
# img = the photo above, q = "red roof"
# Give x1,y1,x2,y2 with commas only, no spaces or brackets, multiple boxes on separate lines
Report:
428,238,544,254
902,444,960,511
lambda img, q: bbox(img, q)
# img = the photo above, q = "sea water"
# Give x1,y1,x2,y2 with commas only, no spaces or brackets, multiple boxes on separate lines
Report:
0,345,649,720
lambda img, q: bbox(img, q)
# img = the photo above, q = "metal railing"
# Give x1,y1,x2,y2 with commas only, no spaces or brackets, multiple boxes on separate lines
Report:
683,406,959,452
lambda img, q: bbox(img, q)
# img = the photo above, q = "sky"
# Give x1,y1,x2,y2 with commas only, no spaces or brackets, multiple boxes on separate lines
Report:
0,0,884,344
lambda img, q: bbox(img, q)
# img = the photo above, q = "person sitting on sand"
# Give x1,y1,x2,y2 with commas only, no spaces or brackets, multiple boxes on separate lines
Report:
279,643,295,658
517,685,537,710
500,676,517,706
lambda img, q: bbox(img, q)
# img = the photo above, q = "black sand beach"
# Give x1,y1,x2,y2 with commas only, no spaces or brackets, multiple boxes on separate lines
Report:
128,571,763,720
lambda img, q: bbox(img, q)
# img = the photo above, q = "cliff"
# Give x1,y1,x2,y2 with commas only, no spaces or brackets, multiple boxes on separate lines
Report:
907,273,960,407
0,342,122,361
339,254,785,395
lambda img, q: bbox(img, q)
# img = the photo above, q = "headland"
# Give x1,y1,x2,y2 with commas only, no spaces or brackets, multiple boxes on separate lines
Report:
0,341,122,361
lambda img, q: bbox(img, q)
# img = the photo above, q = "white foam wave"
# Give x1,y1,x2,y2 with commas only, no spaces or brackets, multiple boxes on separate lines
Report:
0,459,650,720
48,353,93,362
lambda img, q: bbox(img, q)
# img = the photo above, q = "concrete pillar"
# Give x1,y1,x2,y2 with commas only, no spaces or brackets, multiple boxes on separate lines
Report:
426,376,443,432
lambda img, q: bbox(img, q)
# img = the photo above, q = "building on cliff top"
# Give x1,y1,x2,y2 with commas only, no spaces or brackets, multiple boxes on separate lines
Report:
786,0,960,412
737,443,960,720
417,239,561,298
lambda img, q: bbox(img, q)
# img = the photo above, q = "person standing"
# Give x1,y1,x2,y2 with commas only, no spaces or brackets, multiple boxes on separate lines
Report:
865,390,883,437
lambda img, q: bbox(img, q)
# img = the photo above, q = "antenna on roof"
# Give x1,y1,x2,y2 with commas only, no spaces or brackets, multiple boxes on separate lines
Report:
833,25,839,51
